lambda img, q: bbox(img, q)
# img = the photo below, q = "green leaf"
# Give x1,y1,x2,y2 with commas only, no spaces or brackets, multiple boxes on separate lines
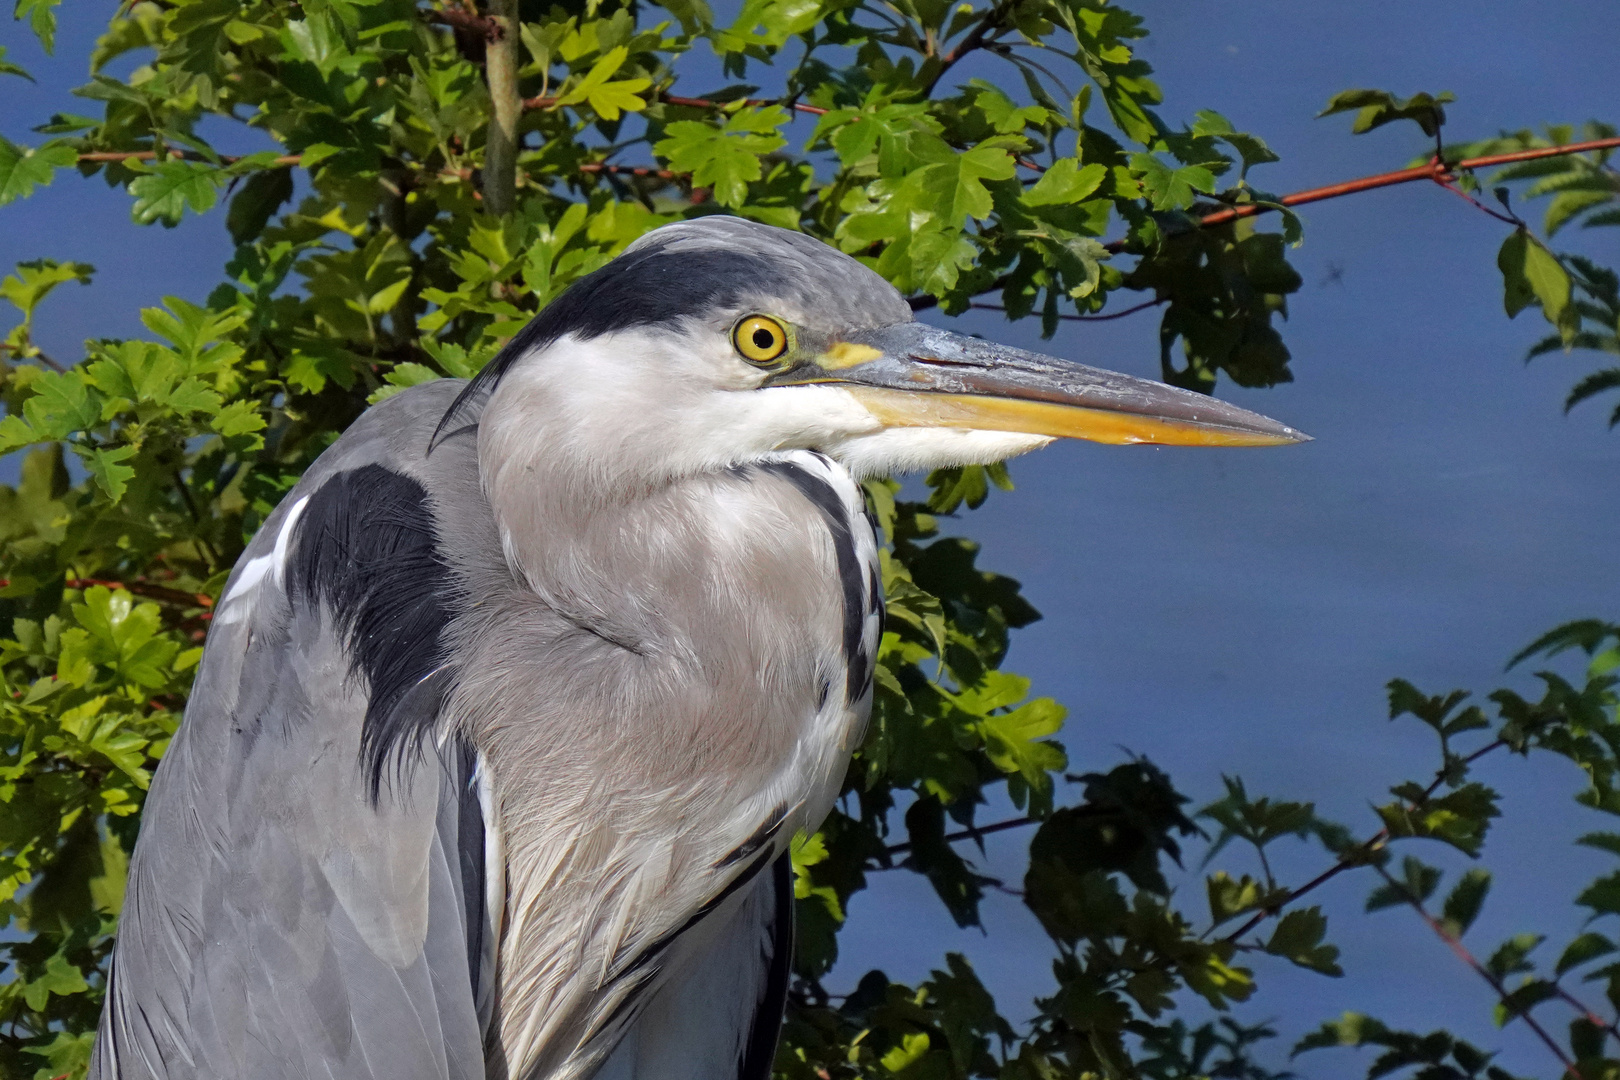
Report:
1494,978,1557,1026
711,0,822,53
27,1030,96,1079
1486,933,1544,979
226,167,294,245
0,257,93,321
1556,932,1614,976
553,47,651,121
20,953,87,1011
1293,1012,1392,1056
918,142,1018,227
972,80,1047,134
167,377,223,415
130,159,225,227
212,399,268,451
1206,871,1283,928
1024,159,1108,207
1545,188,1613,235
0,44,33,80
1578,872,1620,917
1498,228,1571,325
1365,855,1442,912
21,370,101,438
1375,782,1499,855
1129,152,1217,211
15,0,59,53
1318,88,1455,138
655,106,789,208
84,444,138,500
976,693,1066,794
0,135,77,205
1577,832,1620,858
1439,868,1490,937
1264,907,1343,976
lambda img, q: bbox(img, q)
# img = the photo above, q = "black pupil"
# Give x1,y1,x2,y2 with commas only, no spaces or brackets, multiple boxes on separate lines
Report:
751,327,776,351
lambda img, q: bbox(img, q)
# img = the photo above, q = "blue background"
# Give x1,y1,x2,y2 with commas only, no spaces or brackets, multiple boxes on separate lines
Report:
4,3,1618,1076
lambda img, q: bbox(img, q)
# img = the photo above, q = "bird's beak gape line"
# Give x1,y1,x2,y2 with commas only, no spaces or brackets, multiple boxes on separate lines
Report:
770,322,1310,448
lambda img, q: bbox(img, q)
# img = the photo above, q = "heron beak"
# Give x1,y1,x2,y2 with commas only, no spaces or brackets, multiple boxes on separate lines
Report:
771,322,1309,448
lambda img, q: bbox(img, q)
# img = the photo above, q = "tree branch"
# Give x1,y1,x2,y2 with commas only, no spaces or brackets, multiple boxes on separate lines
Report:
1192,136,1620,231
482,0,521,214
0,577,213,608
909,136,1620,312
1219,739,1508,946
77,136,1620,215
521,90,827,116
423,8,502,40
969,297,1165,322
76,150,301,166
1384,862,1581,1079
0,341,66,371
881,813,1038,859
922,0,1013,96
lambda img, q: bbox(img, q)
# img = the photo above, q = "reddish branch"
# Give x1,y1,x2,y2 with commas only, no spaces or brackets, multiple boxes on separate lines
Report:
69,134,1620,316
65,578,213,608
1383,862,1582,1079
521,90,827,116
0,577,212,608
1190,135,1620,232
913,135,1620,311
425,8,502,40
76,150,301,166
72,131,1618,227
578,162,678,180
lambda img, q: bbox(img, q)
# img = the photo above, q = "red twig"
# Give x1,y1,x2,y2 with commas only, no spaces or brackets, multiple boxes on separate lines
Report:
521,90,827,115
7,577,215,608
912,137,1620,310
424,8,502,40
76,150,301,166
76,135,1619,220
1386,863,1582,1079
1432,172,1523,226
1186,136,1620,233
578,162,678,180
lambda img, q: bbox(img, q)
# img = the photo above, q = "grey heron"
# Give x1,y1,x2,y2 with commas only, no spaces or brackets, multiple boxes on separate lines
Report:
90,216,1304,1080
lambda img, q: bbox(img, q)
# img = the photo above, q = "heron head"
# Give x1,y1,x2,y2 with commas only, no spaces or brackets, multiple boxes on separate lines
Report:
458,216,1306,485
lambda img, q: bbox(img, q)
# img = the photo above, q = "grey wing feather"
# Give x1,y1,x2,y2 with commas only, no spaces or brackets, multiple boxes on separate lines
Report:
92,381,491,1080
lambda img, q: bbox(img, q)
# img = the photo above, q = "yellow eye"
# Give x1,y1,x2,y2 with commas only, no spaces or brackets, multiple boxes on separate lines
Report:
733,315,789,366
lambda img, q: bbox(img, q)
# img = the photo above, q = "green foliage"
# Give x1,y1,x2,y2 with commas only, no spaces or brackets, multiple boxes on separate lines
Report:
0,2,1617,1079
1319,88,1456,140
1446,126,1620,422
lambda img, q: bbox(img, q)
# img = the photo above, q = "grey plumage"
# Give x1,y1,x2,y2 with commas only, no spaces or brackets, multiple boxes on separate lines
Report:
91,216,1305,1080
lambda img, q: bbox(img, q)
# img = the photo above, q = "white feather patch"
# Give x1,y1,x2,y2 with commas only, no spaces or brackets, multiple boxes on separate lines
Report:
216,494,310,624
